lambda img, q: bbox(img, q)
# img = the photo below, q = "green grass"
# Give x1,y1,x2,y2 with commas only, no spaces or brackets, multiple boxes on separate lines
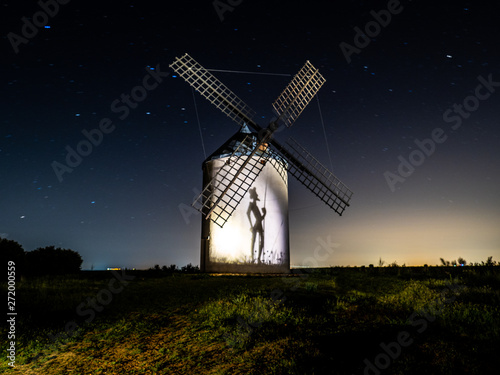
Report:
1,268,499,374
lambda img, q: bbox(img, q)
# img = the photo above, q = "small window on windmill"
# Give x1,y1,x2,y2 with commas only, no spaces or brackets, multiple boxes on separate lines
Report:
258,143,268,152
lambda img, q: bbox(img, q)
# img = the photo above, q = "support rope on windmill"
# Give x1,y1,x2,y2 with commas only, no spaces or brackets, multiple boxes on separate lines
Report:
169,53,353,273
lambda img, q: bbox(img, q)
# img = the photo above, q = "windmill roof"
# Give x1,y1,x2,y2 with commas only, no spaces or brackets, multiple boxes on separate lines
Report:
204,124,258,163
203,124,288,187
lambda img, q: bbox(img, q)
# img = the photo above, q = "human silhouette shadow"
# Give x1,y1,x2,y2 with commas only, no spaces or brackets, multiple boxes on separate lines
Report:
246,187,266,264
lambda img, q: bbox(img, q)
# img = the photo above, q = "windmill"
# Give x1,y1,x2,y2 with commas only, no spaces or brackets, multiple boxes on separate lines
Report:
170,53,353,273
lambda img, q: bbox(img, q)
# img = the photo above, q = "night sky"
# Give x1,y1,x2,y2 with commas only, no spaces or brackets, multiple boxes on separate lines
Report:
2,0,499,270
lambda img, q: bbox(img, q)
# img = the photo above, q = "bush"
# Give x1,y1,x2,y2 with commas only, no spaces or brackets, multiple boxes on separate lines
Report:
25,246,82,276
181,263,199,273
0,238,25,269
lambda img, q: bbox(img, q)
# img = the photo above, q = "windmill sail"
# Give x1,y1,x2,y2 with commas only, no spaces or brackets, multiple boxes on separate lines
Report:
272,61,326,128
169,53,256,127
171,53,352,225
270,137,353,216
192,134,273,228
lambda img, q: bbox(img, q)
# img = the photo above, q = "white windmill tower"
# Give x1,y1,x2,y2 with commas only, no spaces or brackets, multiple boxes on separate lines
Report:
170,54,353,273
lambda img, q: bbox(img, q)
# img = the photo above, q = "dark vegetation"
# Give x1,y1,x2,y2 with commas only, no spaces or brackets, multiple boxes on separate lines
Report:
1,238,82,276
148,263,200,274
1,260,499,374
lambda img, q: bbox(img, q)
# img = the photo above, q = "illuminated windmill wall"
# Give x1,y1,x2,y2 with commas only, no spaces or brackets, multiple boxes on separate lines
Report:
170,53,353,274
200,125,290,273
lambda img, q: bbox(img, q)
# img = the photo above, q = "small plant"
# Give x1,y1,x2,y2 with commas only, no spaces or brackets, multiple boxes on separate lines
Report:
304,282,318,291
181,263,200,273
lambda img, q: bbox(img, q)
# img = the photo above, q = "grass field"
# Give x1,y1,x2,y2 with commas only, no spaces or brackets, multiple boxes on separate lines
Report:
2,267,500,374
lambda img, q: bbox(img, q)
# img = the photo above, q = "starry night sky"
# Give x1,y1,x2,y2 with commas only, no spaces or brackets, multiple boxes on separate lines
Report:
2,0,499,269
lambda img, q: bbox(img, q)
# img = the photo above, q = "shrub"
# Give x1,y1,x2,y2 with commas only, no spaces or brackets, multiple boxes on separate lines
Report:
181,263,199,273
0,237,25,269
25,246,82,276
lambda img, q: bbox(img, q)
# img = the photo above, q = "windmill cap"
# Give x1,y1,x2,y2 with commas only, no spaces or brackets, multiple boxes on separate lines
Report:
203,123,257,163
240,123,252,134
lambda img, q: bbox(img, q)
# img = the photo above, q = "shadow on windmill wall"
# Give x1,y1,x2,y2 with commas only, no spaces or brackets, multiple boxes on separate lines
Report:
247,187,266,264
202,158,290,274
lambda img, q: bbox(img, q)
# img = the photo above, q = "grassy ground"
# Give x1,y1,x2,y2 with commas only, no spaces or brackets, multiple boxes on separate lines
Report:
1,267,500,374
